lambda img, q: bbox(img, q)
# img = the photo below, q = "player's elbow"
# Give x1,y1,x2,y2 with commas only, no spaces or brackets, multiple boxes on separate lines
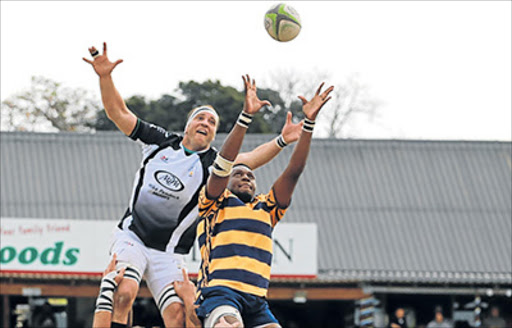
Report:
104,106,123,121
106,106,134,126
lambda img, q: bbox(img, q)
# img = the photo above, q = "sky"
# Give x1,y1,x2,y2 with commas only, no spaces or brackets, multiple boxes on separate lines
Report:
1,1,511,140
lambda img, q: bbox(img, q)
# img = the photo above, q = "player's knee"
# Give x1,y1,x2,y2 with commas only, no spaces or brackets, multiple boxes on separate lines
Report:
205,305,243,328
162,302,184,326
114,283,137,310
217,315,243,327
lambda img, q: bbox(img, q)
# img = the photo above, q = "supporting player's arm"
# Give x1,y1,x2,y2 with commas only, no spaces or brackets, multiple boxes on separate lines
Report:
236,111,302,169
83,42,137,136
174,269,201,328
174,269,242,328
206,74,271,199
92,254,125,328
272,83,334,208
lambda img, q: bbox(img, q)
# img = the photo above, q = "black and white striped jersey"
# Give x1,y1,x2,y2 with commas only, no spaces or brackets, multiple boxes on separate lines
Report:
118,119,217,253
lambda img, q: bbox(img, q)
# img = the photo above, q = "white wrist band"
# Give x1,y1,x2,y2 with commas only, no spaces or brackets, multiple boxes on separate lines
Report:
237,112,253,129
275,134,288,149
302,118,315,133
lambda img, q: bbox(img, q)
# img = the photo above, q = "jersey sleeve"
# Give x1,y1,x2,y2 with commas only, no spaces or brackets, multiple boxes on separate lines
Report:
198,186,227,218
265,188,289,228
128,118,176,146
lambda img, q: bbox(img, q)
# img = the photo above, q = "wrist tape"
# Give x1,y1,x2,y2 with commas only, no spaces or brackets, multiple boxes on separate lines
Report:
212,154,234,178
95,271,118,313
302,118,315,133
237,112,253,129
275,134,288,149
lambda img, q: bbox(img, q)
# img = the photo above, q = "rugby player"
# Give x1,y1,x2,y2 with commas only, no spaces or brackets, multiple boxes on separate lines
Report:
84,43,301,328
195,77,333,327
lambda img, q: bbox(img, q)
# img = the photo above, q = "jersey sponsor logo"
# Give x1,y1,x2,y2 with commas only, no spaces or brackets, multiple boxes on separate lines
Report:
154,170,185,192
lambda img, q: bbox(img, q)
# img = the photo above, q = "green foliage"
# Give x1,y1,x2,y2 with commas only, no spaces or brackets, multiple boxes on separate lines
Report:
94,79,289,134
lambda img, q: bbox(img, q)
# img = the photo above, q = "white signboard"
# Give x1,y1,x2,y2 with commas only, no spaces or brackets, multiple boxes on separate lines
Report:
185,222,318,278
0,218,317,278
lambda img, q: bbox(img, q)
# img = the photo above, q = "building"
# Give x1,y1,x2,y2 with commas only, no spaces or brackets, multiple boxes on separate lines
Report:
1,131,511,327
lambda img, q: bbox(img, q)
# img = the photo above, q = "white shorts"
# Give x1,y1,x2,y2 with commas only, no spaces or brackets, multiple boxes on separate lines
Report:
109,226,185,308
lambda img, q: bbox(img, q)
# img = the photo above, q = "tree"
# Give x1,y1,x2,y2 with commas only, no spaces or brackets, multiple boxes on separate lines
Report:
264,69,381,138
92,79,283,134
94,94,184,132
1,76,101,132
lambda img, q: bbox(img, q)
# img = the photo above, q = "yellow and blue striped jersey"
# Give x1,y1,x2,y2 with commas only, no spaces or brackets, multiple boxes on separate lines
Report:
196,186,287,297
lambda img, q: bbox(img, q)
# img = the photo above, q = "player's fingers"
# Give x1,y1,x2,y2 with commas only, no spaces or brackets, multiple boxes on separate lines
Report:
112,253,118,268
316,82,325,95
113,59,124,69
114,267,126,284
286,111,292,123
319,97,332,110
323,85,334,98
261,100,272,107
181,268,189,282
109,256,116,268
103,42,107,55
82,57,93,64
298,95,307,105
242,75,248,91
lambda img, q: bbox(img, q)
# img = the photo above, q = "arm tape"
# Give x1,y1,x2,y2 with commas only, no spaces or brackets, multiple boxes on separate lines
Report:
212,154,234,178
302,118,315,133
95,271,118,313
275,134,288,149
236,111,253,129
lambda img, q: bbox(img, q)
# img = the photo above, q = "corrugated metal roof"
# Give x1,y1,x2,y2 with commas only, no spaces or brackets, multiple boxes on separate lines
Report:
1,132,511,285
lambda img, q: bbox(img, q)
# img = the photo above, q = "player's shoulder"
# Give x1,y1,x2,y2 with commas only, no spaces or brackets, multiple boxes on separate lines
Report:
199,146,218,166
130,118,183,147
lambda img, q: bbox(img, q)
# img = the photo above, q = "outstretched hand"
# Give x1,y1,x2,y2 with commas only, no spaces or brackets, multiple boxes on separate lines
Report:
83,42,123,77
242,74,271,115
280,111,302,144
298,82,334,120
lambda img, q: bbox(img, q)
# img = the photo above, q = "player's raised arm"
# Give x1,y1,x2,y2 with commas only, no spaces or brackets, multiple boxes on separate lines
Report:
272,83,334,208
83,42,137,136
235,111,302,169
206,74,271,199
